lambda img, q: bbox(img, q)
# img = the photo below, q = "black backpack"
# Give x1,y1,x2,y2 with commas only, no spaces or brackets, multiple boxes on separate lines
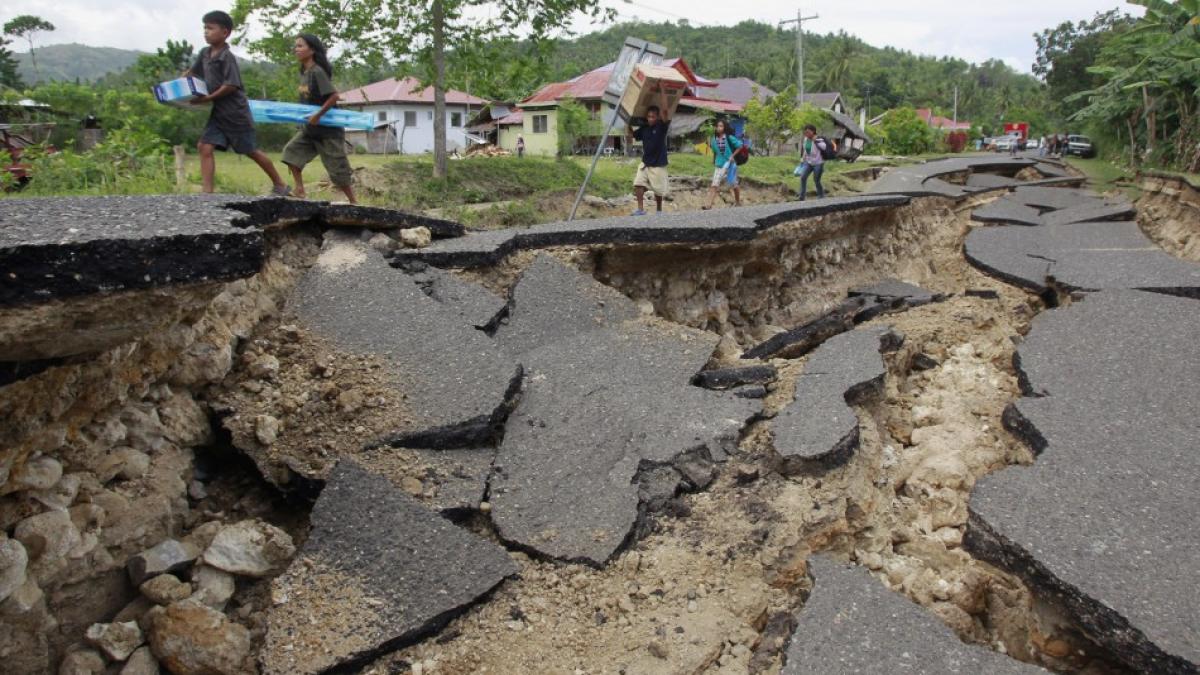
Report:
816,136,838,160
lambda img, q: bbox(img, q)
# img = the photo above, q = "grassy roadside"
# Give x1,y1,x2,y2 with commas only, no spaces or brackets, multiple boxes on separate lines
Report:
195,151,888,225
1064,157,1141,200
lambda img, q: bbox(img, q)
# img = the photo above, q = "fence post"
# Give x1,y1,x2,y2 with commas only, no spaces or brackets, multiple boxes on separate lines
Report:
173,145,186,190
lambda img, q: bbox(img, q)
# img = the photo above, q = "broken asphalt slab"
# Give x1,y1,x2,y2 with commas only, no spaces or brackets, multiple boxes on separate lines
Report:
848,279,940,306
1040,200,1137,226
745,281,938,362
965,221,1200,297
320,203,465,238
394,260,506,330
742,297,876,361
782,556,1048,674
261,460,518,675
287,234,520,447
866,157,1037,198
772,325,892,468
488,256,758,564
967,290,1200,674
491,321,760,565
390,196,910,269
1008,186,1106,211
970,199,1045,227
492,253,640,354
0,194,264,307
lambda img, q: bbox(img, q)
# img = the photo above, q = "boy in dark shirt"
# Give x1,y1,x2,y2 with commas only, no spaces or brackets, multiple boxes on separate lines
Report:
184,10,288,195
625,87,671,215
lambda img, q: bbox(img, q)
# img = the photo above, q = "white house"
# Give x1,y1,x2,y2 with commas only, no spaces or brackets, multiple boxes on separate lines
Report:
339,77,487,154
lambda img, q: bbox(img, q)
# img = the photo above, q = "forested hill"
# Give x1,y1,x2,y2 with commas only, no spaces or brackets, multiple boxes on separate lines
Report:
473,20,1046,131
16,44,144,84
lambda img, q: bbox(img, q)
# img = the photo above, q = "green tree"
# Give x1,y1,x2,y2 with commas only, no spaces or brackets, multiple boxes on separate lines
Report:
3,15,55,81
231,0,612,179
743,85,801,155
132,40,195,89
0,36,22,90
556,96,591,157
878,106,935,155
1033,10,1136,119
1068,0,1200,169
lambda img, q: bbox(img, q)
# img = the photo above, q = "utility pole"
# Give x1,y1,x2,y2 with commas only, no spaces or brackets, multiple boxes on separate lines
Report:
953,85,959,126
779,8,819,106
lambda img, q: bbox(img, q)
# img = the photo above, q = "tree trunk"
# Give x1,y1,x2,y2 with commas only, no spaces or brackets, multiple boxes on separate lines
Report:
431,0,448,179
1143,86,1156,157
27,39,39,80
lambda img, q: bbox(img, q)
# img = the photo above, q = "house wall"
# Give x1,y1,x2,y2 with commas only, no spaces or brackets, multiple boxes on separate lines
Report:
519,107,559,157
341,102,478,154
498,125,524,153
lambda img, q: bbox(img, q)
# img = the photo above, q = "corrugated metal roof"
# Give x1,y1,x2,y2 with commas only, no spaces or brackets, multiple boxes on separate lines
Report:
496,111,524,126
340,77,486,106
702,78,777,107
801,92,842,109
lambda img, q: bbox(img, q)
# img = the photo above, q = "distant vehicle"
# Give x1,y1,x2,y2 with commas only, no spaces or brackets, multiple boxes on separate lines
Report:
1026,137,1041,149
1066,134,1096,158
993,134,1022,152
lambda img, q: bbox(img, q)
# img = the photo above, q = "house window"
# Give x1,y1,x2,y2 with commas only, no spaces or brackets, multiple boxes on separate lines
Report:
427,111,434,120
532,114,548,133
451,112,462,127
377,111,388,122
403,111,417,127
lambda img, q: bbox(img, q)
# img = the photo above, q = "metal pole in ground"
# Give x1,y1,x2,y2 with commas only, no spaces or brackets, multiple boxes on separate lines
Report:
779,9,819,107
568,44,648,222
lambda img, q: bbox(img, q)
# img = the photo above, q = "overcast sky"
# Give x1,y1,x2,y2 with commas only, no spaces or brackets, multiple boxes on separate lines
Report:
2,0,1141,74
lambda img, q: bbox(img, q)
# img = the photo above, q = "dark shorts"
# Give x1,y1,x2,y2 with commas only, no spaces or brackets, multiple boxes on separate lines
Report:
200,119,257,155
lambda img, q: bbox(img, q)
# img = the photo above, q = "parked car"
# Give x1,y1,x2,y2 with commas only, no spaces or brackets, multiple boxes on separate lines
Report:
1066,134,1096,158
993,134,1023,152
1025,137,1041,150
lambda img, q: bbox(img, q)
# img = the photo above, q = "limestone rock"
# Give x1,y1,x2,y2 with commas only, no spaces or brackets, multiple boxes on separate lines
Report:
245,353,280,380
0,536,28,602
367,232,397,253
120,646,161,675
11,455,63,491
127,540,197,586
85,620,145,661
254,415,280,446
399,226,432,249
14,509,82,575
58,648,106,675
32,472,82,510
201,520,295,578
147,600,252,675
140,574,192,605
189,565,235,610
113,447,152,481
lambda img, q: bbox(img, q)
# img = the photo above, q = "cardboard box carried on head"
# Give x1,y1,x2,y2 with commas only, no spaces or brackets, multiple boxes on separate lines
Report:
619,64,687,123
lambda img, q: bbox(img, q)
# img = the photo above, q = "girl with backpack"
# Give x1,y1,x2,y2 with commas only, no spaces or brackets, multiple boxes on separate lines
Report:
281,34,356,203
703,119,744,210
795,124,828,201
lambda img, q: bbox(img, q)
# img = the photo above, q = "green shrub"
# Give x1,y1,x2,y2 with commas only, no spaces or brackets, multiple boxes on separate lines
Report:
877,107,936,155
17,127,175,195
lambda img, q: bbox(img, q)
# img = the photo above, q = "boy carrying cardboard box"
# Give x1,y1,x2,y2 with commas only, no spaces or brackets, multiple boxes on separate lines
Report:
183,10,289,195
